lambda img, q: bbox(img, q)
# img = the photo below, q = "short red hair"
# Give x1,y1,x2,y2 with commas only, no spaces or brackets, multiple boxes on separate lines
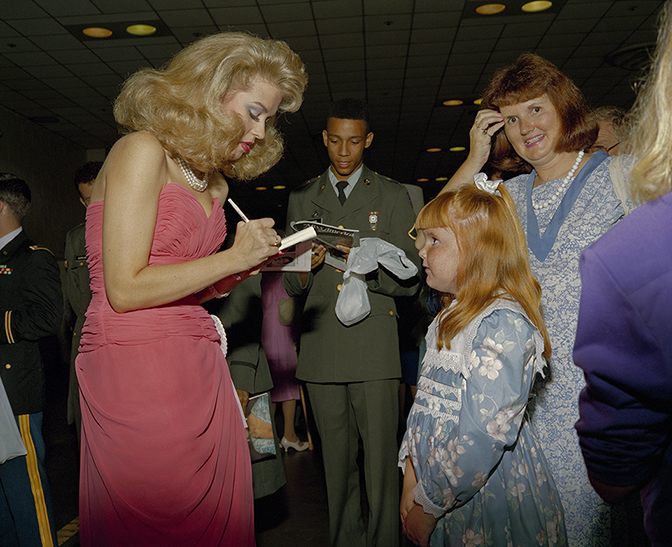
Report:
481,53,598,174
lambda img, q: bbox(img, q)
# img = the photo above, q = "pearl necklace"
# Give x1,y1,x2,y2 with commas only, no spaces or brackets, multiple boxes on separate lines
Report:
177,158,209,192
532,150,585,211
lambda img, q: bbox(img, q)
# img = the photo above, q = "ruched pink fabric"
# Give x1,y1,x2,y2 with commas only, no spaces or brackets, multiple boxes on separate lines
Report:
76,184,255,547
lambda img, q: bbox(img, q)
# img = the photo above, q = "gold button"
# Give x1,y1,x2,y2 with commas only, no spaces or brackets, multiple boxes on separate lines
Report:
5,364,11,369
338,225,344,229
337,284,342,291
389,311,394,316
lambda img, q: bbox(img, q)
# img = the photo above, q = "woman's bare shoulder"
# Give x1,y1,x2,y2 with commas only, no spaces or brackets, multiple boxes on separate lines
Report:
109,131,165,160
94,132,169,199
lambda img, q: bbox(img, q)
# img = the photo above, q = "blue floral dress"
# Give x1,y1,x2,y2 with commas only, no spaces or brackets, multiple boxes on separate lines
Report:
399,299,566,547
504,152,633,546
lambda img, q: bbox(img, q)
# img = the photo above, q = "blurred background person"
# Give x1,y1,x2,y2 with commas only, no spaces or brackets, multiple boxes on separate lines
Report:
63,160,102,445
587,105,631,156
207,273,287,499
0,173,63,547
261,271,308,452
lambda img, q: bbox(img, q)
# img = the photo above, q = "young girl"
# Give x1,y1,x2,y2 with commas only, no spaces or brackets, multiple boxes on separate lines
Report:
399,180,567,547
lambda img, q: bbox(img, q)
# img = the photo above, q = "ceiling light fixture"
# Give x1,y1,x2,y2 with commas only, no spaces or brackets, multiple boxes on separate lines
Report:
521,1,552,12
426,147,442,153
442,99,463,106
255,186,267,191
436,177,449,182
416,178,429,182
273,185,286,190
473,98,483,105
82,27,113,38
449,147,466,152
126,24,157,36
475,3,506,15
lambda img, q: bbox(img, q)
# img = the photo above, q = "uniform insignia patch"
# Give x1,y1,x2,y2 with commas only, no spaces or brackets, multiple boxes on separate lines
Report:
368,211,379,231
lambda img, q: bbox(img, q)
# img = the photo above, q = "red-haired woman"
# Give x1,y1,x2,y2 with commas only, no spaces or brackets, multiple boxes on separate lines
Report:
443,53,633,547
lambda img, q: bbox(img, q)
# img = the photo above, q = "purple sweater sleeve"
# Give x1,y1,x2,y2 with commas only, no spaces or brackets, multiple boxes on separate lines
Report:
574,243,672,489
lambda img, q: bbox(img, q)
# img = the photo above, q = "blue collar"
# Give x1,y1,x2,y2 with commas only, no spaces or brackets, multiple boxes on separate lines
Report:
526,150,608,261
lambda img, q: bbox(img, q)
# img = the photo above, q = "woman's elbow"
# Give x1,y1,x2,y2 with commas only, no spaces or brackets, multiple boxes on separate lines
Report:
588,474,638,505
105,283,139,313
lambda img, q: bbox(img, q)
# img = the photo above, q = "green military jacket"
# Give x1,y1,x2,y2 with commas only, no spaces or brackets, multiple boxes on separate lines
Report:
283,165,420,384
64,222,90,424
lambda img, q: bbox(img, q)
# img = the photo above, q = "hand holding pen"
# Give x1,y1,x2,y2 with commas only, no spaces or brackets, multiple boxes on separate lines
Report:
227,199,281,267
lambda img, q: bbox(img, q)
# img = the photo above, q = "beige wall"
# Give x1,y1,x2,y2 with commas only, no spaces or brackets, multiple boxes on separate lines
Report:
0,105,94,259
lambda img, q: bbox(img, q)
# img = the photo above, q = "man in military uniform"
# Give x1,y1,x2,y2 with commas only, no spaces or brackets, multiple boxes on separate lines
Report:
63,161,101,443
0,173,63,547
283,99,420,547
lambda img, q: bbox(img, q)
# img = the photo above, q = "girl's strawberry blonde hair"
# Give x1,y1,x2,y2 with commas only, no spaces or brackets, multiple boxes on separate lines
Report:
416,184,551,360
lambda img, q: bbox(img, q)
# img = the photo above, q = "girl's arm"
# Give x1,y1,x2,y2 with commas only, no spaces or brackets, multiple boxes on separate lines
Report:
413,309,537,512
98,131,279,313
401,457,438,547
400,456,418,522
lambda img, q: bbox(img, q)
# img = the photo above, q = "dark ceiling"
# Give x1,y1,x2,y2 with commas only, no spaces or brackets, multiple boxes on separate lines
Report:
0,0,664,221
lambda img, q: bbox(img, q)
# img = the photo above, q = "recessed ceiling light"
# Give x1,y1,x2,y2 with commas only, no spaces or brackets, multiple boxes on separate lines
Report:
255,186,267,191
126,24,157,36
522,1,552,12
273,185,286,190
416,178,429,182
426,147,442,153
473,98,483,105
449,147,466,152
442,99,463,106
436,177,449,182
83,27,113,38
476,3,506,15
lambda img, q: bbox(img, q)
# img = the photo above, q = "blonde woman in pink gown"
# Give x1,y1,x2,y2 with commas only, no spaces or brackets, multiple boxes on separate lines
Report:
76,33,306,547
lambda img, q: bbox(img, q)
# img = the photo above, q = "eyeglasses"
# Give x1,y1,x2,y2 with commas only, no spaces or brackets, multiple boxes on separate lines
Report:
589,142,620,154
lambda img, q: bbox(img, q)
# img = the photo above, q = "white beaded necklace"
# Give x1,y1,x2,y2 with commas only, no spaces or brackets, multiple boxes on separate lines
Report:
532,150,585,211
177,158,209,192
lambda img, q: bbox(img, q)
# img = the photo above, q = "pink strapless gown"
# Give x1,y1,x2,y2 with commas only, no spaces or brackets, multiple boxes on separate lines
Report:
76,184,255,547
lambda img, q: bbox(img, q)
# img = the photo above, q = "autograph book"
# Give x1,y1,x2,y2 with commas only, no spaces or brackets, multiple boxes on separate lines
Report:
290,219,360,269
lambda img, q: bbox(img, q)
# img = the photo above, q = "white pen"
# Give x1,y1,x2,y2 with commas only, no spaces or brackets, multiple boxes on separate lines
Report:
227,198,249,223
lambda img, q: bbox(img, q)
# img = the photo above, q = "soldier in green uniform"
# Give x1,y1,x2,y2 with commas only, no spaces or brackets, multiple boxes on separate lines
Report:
63,161,102,444
283,99,420,547
0,173,63,547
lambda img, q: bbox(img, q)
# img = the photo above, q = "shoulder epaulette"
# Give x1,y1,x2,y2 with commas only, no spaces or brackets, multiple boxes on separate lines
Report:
29,245,55,256
372,171,400,184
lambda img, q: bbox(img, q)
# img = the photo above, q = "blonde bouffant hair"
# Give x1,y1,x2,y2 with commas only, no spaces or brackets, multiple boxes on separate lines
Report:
113,32,307,181
416,185,551,360
628,1,672,204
